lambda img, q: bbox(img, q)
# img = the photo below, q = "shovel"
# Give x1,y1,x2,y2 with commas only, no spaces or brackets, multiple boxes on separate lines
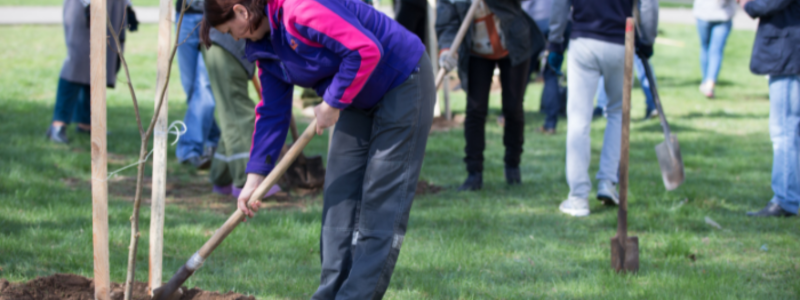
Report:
434,0,482,89
640,55,685,191
630,0,685,191
281,115,326,189
253,75,325,189
152,120,318,300
611,18,640,273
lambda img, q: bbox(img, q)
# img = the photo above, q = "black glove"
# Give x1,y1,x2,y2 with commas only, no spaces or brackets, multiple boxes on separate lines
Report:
126,6,139,32
84,5,91,28
635,38,654,59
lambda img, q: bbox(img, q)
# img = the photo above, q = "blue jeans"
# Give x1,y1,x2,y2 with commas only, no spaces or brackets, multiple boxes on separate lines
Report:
596,55,656,113
52,78,90,125
696,19,732,84
768,75,800,215
175,13,220,161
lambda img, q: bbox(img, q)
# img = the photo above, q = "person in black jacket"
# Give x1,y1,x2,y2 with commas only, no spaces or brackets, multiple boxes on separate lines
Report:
741,0,800,218
436,0,544,191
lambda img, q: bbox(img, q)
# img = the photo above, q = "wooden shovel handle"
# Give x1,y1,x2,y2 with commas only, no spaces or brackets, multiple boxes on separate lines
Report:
196,119,317,258
618,18,635,243
435,0,482,89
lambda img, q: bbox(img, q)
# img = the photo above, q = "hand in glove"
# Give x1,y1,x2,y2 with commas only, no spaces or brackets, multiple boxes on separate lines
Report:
439,49,458,72
126,6,139,32
547,51,564,76
84,5,91,28
635,39,653,59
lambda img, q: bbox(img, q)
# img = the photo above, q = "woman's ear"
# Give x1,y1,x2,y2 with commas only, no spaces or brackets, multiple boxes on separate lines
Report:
232,4,250,21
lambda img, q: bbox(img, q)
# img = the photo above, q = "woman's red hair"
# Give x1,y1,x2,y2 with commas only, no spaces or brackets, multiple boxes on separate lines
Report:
199,0,267,48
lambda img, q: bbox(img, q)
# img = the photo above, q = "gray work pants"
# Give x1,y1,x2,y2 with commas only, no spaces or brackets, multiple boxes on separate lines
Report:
566,38,624,200
311,54,435,300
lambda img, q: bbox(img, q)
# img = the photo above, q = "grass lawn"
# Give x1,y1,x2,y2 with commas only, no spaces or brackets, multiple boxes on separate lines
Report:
1,23,798,299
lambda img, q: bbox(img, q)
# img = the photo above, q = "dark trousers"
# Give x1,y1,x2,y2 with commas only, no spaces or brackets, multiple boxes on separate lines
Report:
394,0,427,44
541,64,566,130
311,54,435,300
464,56,529,173
52,78,90,125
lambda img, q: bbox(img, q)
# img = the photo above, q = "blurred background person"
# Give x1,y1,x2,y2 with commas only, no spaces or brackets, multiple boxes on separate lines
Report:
694,0,737,98
741,0,799,218
437,0,544,190
550,0,658,217
175,0,220,169
47,0,137,143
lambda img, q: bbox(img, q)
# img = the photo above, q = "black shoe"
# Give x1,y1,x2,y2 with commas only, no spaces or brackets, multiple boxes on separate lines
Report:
182,155,211,170
76,126,90,134
592,106,604,118
746,202,795,217
46,124,69,144
457,172,482,191
505,166,521,185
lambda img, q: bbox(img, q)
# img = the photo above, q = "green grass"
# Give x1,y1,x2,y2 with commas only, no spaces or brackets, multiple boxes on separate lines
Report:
1,23,798,299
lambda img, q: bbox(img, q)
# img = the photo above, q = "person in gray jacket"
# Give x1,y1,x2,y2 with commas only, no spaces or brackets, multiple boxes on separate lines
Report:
548,0,658,217
436,0,544,191
46,0,136,144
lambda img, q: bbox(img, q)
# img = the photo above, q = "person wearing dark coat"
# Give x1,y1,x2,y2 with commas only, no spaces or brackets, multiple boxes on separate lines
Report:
394,0,428,43
741,0,800,218
46,0,136,144
436,0,545,191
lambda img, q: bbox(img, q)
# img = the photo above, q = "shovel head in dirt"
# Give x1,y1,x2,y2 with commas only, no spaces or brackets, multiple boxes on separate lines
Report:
611,236,639,272
654,134,685,191
281,154,326,189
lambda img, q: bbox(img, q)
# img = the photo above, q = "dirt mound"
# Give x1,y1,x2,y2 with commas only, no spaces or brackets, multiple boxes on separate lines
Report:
0,274,254,300
416,180,443,196
430,115,465,132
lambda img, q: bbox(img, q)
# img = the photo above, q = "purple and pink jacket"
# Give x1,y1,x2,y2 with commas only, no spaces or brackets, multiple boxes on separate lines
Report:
244,0,425,175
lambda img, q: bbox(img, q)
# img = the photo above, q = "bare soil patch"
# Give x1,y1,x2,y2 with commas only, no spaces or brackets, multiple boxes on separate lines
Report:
416,180,444,196
0,274,254,300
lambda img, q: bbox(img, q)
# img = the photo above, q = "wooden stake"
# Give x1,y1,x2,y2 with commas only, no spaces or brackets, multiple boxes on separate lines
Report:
90,0,110,299
149,0,172,294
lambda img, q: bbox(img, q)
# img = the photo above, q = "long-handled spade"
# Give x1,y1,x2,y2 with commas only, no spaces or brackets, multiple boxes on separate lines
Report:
640,57,685,191
434,0,482,89
152,120,318,300
611,18,640,273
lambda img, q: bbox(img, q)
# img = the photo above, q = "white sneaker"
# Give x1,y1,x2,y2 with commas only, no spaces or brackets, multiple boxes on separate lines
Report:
559,197,590,217
596,179,619,205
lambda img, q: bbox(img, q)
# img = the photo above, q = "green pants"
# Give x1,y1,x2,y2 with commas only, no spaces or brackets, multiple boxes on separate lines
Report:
203,44,255,188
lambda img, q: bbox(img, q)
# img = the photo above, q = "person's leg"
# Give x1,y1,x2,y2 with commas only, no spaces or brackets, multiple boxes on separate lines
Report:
311,108,373,300
696,19,712,83
565,38,602,200
633,55,656,114
203,45,255,188
595,40,626,185
209,138,233,191
52,78,83,125
541,63,562,130
595,76,608,116
394,0,426,43
335,53,435,300
498,56,529,173
74,83,91,129
174,13,207,161
768,75,800,215
706,20,732,87
179,49,218,161
464,56,498,174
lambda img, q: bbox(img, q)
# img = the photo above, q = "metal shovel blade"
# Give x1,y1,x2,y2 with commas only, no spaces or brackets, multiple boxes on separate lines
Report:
654,134,685,191
611,236,640,272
